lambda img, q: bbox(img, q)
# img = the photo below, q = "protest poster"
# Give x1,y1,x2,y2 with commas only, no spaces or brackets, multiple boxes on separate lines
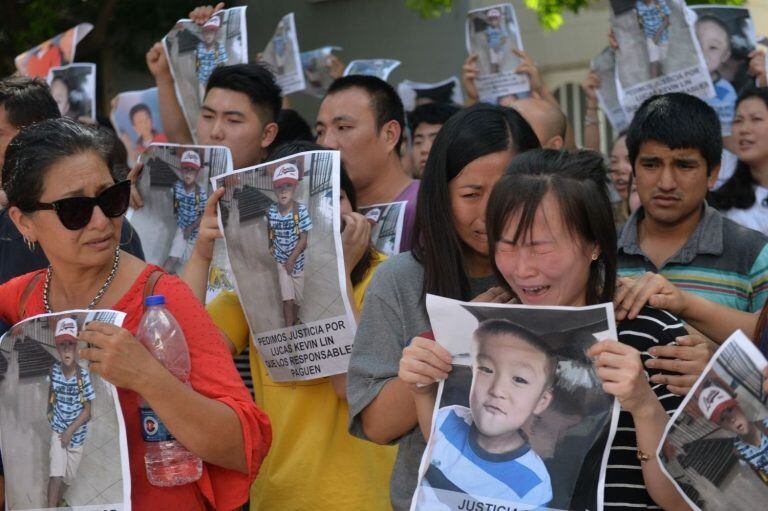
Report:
261,13,305,96
411,295,619,511
46,64,96,122
0,310,130,511
657,331,768,510
358,201,406,256
397,77,464,112
343,59,402,80
591,47,630,133
692,6,757,135
130,144,232,274
300,46,343,98
212,151,355,382
110,87,167,166
612,0,714,117
14,23,94,78
163,6,248,142
466,3,529,105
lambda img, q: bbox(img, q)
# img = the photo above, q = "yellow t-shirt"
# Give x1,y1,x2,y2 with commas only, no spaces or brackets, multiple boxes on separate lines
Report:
207,251,395,511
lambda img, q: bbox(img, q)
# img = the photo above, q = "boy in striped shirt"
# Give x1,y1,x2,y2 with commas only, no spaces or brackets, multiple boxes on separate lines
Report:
47,318,95,508
417,320,554,510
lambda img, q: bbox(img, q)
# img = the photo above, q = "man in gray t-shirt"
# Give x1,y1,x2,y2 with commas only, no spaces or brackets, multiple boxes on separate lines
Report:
347,252,497,510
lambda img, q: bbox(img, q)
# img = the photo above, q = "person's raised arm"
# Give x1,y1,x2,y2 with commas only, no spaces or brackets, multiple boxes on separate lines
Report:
181,188,225,302
146,43,194,144
462,54,480,106
581,70,602,151
614,272,758,342
588,340,692,511
398,336,452,439
80,321,253,473
329,212,372,399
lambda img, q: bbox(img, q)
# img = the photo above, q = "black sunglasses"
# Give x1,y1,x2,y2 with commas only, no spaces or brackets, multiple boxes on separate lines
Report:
30,180,131,230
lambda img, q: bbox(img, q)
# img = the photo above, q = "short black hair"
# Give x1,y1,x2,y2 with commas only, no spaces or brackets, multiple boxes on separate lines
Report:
626,93,722,174
487,149,616,305
128,103,152,122
0,76,60,128
407,102,461,134
326,75,406,152
3,118,115,212
273,109,314,146
205,63,282,124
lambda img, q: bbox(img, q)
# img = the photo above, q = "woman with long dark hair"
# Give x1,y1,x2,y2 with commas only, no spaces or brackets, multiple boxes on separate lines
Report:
710,88,768,234
347,103,540,510
400,149,701,510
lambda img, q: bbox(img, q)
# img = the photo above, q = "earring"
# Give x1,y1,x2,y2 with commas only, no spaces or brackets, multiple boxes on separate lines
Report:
23,236,36,252
591,252,599,261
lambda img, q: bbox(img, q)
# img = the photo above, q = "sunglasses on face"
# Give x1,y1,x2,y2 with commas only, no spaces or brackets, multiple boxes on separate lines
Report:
30,180,131,231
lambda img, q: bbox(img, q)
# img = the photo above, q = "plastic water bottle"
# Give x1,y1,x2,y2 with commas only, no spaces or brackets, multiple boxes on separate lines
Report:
136,295,202,486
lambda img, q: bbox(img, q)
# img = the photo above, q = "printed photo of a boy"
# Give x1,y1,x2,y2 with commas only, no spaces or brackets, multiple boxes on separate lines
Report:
698,385,768,480
484,9,509,74
165,150,207,273
196,15,228,97
47,318,95,509
635,0,671,78
267,163,312,327
418,319,554,509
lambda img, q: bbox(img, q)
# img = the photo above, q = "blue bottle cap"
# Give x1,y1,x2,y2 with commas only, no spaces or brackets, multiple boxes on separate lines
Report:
144,295,166,306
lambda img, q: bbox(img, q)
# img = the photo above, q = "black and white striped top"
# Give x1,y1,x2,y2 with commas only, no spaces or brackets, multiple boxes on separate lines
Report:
603,306,686,509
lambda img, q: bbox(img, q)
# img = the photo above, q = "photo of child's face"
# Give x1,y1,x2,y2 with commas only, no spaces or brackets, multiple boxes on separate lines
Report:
275,183,296,207
56,340,78,367
488,14,501,27
181,167,199,186
717,404,751,435
696,20,731,74
203,29,217,45
469,333,553,447
131,110,154,141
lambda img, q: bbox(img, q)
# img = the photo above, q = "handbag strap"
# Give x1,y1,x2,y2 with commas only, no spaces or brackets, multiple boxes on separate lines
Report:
142,270,165,309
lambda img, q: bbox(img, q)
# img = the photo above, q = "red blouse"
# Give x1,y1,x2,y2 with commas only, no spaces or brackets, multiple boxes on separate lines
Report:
0,265,271,510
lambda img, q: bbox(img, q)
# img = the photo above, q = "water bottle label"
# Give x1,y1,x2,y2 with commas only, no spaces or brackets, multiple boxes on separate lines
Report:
140,407,175,442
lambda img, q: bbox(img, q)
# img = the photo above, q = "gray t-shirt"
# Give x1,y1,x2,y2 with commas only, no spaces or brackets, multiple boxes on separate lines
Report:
347,251,498,511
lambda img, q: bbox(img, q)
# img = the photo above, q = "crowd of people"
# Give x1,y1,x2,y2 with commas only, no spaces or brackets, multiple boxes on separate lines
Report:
2,2,768,510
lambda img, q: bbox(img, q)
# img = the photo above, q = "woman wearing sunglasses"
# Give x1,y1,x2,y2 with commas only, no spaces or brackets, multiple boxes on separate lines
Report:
0,118,270,510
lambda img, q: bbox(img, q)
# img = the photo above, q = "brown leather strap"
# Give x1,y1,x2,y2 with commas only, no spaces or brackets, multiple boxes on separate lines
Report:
142,270,165,306
18,271,45,319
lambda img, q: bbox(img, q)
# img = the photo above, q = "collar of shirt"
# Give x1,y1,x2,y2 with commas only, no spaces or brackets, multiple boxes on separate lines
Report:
618,202,723,266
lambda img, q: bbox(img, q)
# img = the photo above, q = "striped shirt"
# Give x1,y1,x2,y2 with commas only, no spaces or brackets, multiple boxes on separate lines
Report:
416,405,552,510
618,205,768,312
604,306,686,509
267,202,312,275
49,363,95,448
196,41,228,85
173,181,206,233
734,419,768,472
636,0,670,43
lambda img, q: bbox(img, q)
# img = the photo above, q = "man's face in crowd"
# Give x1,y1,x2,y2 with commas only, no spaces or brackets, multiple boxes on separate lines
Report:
410,121,442,178
316,87,393,192
633,140,718,226
197,87,271,169
131,110,154,141
0,105,19,168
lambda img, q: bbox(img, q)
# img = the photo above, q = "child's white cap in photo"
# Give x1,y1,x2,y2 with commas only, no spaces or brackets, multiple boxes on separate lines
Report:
698,385,738,423
181,150,202,169
364,208,382,223
487,8,501,18
203,16,222,31
273,163,300,187
54,317,79,344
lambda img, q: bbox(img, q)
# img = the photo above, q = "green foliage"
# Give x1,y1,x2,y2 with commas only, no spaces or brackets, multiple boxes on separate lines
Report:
404,0,747,29
405,0,452,18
